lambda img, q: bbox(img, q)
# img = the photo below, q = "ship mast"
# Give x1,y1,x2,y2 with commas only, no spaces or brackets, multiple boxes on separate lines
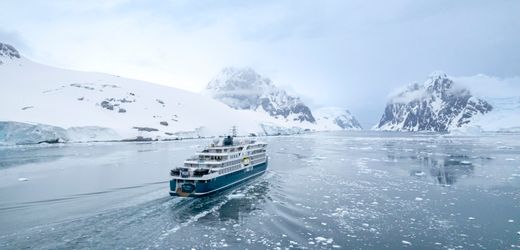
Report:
231,126,237,137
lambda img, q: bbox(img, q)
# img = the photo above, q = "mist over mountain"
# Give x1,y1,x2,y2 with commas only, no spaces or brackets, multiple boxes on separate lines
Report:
204,67,316,123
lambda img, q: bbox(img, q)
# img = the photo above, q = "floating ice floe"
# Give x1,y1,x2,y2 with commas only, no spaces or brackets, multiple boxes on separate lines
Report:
402,240,412,246
415,197,423,201
413,171,426,176
228,193,245,199
315,236,333,245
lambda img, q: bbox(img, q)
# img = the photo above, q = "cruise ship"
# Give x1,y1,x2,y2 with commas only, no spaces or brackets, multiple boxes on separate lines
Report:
169,136,268,197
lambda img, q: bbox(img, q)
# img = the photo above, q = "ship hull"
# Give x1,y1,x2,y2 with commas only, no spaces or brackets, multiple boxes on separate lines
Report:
169,161,267,197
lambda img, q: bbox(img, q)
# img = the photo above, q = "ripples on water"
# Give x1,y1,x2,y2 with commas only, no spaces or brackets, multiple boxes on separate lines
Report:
0,132,520,249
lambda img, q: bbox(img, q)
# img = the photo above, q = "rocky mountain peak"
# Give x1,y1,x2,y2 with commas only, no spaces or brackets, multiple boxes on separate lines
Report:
0,42,21,60
428,71,448,80
424,71,459,95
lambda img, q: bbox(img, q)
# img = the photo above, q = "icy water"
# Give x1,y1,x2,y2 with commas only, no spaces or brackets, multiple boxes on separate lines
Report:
1,132,520,249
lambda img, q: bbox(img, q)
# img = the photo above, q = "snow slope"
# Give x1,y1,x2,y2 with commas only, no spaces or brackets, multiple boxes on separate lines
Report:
313,107,362,130
0,43,315,144
467,97,520,132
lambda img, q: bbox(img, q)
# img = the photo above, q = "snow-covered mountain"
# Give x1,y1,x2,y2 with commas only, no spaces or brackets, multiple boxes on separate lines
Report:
374,72,493,132
314,107,362,130
0,42,319,144
203,67,316,123
204,67,364,131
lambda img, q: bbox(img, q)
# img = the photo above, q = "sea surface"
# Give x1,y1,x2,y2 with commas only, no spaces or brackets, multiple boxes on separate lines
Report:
0,131,519,249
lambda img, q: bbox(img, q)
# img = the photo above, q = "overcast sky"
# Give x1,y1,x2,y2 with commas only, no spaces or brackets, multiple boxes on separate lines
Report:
1,0,519,126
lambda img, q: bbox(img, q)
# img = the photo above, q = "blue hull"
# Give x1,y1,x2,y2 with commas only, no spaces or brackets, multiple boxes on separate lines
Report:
169,161,268,197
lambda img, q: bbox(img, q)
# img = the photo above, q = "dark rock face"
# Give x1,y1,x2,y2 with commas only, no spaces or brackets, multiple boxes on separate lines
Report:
376,72,492,132
100,97,134,112
101,100,115,110
258,97,315,122
70,83,95,91
205,67,316,123
0,42,21,60
132,127,158,132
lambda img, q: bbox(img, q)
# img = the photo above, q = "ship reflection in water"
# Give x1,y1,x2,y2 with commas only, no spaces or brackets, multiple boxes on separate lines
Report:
411,154,477,185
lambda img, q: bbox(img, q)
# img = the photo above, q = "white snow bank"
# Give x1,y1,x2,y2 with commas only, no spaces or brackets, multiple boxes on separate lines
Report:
67,126,121,142
448,125,483,136
259,122,308,136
